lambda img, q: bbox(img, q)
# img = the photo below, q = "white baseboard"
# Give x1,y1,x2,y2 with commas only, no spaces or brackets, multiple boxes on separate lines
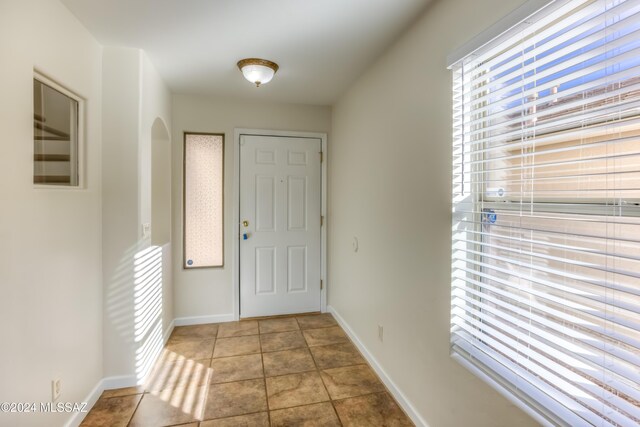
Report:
65,311,249,427
327,305,428,427
101,374,138,390
63,378,103,427
63,374,137,427
163,319,175,344
174,313,235,326
66,319,176,427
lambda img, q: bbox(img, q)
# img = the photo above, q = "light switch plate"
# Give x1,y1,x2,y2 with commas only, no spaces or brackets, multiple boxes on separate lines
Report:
142,223,151,238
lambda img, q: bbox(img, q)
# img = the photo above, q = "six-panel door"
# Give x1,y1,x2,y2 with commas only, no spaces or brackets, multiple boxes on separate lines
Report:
240,135,322,317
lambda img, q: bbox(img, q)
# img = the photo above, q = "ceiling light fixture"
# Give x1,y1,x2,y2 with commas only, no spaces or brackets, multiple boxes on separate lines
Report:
237,58,279,87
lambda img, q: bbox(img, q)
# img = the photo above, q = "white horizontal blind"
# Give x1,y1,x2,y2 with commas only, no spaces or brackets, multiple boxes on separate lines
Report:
451,0,640,425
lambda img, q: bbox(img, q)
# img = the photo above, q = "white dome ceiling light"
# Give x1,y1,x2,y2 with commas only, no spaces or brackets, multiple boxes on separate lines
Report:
237,58,279,87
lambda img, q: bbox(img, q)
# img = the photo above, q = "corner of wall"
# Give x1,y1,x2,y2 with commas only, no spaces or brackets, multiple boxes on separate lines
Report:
101,46,174,385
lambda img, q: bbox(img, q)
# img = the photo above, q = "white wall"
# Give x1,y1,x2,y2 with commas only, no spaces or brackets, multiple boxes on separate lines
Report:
0,0,103,425
172,94,331,320
102,47,173,381
102,47,142,380
141,54,174,336
151,118,172,248
328,0,538,426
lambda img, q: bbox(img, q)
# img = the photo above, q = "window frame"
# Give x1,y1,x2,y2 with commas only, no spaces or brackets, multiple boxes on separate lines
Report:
182,131,225,269
33,70,85,189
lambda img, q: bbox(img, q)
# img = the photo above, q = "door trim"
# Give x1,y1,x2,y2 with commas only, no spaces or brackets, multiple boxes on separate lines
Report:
233,129,327,320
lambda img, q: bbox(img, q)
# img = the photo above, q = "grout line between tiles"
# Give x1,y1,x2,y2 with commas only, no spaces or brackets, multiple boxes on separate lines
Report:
207,374,265,386
212,351,261,359
268,400,339,419
308,334,343,426
217,331,259,338
98,390,145,400
260,343,271,426
330,390,394,404
261,346,307,354
199,409,269,425
125,392,145,427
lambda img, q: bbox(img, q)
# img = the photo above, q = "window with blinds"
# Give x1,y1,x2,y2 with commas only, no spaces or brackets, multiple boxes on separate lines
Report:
451,0,640,425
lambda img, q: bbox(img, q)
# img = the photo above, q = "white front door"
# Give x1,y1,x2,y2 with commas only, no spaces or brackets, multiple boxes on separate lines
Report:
240,134,322,318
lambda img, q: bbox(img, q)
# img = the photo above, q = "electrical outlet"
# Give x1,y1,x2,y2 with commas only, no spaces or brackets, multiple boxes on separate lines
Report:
378,325,384,342
52,379,61,401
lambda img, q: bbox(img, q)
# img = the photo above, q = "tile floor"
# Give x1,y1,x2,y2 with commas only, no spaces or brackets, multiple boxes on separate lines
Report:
80,313,414,426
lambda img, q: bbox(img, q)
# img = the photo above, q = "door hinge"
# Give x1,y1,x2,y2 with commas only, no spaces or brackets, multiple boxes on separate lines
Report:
319,151,323,163
320,280,323,290
321,215,324,227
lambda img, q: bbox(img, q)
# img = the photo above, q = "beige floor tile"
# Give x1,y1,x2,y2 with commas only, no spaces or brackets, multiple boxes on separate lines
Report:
213,335,261,358
303,326,349,347
321,364,385,400
266,371,329,410
80,394,141,427
260,330,307,352
82,314,411,427
99,386,144,399
164,339,215,360
129,386,207,427
263,348,316,377
310,342,365,369
217,321,259,338
169,324,219,343
259,317,299,334
203,379,268,420
145,358,211,392
210,353,264,383
200,412,269,426
333,392,414,426
270,402,341,427
296,314,338,330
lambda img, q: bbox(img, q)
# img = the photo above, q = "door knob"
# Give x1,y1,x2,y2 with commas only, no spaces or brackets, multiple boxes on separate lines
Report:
242,220,249,227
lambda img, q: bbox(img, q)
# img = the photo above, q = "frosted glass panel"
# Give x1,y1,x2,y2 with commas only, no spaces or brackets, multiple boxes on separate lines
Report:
184,133,224,268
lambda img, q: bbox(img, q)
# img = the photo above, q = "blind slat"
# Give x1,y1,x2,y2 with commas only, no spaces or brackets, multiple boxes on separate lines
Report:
452,275,640,372
453,334,593,426
455,64,640,126
453,237,640,301
454,251,640,312
468,0,640,88
452,302,640,401
463,96,640,148
453,320,621,426
453,226,640,262
453,262,640,345
453,309,640,422
463,19,640,102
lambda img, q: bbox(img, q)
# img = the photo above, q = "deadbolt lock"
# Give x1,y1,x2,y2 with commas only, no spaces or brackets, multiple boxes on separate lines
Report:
242,220,249,227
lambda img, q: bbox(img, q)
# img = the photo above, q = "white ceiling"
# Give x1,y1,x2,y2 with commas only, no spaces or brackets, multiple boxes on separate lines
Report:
61,0,431,106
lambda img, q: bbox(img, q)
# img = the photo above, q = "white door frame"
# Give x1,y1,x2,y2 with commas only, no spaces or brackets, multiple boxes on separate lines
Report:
233,128,327,320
